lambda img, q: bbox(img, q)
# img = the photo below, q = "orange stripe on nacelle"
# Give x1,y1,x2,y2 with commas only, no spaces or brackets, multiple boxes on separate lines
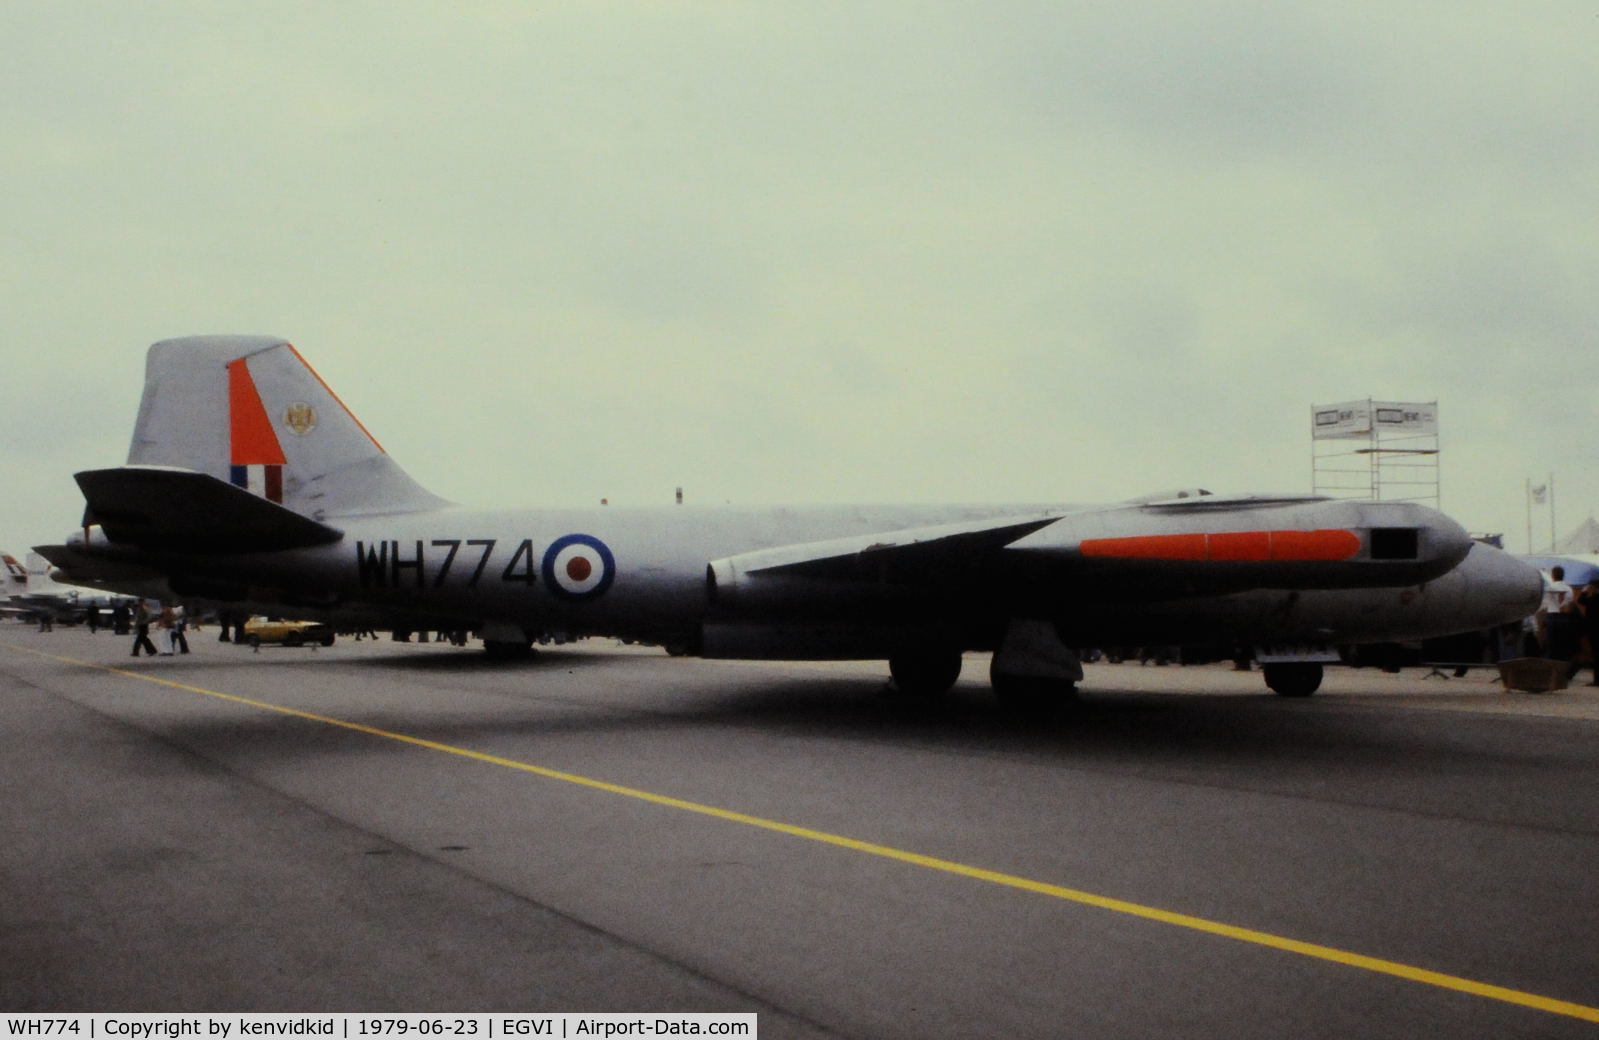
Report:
1081,533,1209,560
1080,529,1362,562
1209,531,1272,561
1270,529,1363,561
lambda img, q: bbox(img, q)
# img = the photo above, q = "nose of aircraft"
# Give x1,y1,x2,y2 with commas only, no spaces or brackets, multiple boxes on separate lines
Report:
1476,544,1545,623
1430,511,1473,565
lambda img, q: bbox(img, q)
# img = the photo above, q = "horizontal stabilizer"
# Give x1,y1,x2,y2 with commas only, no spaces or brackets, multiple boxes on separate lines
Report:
32,543,167,587
77,466,344,552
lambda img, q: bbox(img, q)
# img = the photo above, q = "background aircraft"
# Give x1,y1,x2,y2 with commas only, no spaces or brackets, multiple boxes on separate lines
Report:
1,553,27,615
40,336,1543,702
2,550,133,624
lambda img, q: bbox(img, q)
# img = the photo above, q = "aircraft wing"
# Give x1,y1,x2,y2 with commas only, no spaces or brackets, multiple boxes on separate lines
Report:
712,514,1059,582
75,466,343,553
705,513,1064,615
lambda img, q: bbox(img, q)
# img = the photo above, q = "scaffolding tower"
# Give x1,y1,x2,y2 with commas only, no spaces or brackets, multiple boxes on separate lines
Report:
1311,400,1440,508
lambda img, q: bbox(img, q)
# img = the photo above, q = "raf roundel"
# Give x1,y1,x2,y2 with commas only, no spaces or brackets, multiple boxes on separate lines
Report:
542,534,616,600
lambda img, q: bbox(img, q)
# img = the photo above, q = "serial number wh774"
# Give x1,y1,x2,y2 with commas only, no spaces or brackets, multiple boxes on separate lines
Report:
355,535,616,600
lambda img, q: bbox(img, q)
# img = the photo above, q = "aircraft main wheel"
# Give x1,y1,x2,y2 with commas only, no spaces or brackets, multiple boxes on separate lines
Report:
1263,662,1323,697
889,648,963,697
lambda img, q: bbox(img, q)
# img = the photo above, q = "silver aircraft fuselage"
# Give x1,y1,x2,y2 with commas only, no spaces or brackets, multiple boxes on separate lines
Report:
57,497,1543,658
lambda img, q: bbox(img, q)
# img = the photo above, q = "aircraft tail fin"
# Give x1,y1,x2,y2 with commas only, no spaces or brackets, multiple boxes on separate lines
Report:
127,336,450,520
2,553,26,591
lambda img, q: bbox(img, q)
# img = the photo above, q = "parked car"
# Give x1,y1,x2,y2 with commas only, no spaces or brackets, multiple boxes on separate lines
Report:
244,616,335,648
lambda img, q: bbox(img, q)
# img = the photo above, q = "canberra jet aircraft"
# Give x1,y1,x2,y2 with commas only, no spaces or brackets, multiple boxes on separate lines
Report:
40,336,1542,702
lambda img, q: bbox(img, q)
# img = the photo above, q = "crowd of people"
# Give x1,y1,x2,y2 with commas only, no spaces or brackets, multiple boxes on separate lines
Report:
1531,565,1599,685
125,601,189,656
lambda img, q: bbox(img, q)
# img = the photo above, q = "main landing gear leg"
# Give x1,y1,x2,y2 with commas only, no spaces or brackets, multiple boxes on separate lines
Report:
484,639,535,660
481,623,536,660
990,619,1083,713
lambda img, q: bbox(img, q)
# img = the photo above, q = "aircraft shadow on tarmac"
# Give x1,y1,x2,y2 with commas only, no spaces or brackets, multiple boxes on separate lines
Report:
126,647,1578,793
343,646,624,673
60,630,1591,835
139,681,1597,844
118,643,611,675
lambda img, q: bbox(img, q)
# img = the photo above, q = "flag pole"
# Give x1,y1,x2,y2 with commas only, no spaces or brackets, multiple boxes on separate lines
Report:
1550,473,1557,554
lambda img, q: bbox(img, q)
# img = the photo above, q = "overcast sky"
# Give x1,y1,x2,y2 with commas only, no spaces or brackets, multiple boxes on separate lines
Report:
5,2,1596,556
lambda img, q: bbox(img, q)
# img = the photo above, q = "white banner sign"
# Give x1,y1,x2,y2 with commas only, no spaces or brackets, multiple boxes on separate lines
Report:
1372,401,1437,435
1312,400,1371,439
1312,400,1436,439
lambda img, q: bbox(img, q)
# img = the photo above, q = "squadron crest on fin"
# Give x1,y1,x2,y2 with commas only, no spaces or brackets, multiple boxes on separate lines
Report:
284,402,318,436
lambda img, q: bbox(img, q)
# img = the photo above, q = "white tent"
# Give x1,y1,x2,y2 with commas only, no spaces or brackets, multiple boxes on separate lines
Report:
1552,516,1599,555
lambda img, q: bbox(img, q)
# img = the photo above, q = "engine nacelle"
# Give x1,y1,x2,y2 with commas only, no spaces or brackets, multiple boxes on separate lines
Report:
1004,498,1473,593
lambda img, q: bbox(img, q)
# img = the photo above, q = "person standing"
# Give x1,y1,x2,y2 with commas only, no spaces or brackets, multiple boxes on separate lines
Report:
156,605,177,655
1577,579,1599,686
1538,566,1575,655
130,601,158,657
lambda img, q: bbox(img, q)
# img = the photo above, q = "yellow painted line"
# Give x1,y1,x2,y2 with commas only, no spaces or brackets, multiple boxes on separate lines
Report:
8,641,1599,1025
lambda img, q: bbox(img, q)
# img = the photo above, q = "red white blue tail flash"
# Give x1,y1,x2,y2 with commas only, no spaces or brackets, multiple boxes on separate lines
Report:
227,357,286,502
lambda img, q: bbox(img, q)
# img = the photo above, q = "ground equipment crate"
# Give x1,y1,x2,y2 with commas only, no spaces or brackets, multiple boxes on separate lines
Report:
1498,657,1569,694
